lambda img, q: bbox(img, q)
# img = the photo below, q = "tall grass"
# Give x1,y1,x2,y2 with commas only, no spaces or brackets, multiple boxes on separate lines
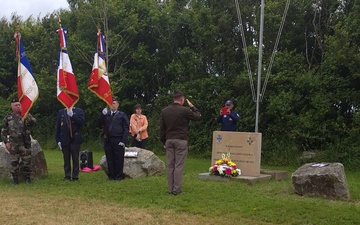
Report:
0,149,359,225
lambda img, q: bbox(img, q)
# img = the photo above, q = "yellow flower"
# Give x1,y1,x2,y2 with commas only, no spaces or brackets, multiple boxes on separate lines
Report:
215,159,223,165
210,153,241,177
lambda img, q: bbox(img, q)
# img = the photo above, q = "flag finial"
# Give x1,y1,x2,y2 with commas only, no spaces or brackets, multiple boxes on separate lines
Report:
58,17,62,29
15,24,20,34
14,28,21,58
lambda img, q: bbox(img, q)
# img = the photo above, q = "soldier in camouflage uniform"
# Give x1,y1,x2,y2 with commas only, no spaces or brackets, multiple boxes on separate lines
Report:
1,98,36,184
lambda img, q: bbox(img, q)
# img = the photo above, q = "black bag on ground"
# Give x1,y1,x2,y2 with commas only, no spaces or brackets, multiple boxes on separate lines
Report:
80,150,93,169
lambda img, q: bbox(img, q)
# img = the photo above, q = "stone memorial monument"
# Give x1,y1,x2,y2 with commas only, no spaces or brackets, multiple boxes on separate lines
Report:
212,131,262,177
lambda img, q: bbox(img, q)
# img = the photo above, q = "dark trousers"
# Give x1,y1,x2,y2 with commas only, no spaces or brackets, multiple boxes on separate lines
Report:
62,143,80,180
165,139,188,194
131,137,147,149
104,139,125,180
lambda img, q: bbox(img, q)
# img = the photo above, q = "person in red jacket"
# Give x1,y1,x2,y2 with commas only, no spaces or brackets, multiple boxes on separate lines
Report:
160,89,202,195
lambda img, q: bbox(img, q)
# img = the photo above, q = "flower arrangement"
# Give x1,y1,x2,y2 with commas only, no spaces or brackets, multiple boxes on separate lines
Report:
209,153,241,177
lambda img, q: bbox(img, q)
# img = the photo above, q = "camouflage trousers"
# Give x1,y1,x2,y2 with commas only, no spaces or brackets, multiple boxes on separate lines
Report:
9,145,32,177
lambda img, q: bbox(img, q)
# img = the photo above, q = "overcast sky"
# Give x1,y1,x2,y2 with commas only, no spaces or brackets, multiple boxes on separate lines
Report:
2,0,69,20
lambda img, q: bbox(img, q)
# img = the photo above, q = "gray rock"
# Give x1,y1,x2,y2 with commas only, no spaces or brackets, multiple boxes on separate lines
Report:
100,147,165,179
0,139,48,181
291,163,350,200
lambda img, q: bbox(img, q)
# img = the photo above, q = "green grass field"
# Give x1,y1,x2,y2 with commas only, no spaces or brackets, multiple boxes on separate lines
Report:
0,149,359,225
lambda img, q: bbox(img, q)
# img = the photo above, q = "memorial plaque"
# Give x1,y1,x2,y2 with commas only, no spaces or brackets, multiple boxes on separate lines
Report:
212,131,262,177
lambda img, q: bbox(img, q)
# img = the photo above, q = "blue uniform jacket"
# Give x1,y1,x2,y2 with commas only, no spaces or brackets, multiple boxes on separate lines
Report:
217,110,240,131
56,107,85,146
97,111,129,144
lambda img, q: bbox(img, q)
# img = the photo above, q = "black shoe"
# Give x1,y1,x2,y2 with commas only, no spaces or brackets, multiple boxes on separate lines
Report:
12,177,19,185
63,177,71,181
72,178,79,182
25,178,32,184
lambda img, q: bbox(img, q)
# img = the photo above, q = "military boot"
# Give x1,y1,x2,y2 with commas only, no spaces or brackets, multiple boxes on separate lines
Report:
25,176,32,184
12,175,19,185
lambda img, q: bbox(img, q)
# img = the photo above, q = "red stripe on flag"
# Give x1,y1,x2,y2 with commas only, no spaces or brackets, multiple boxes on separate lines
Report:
88,68,100,87
17,75,23,102
57,91,78,108
57,69,79,108
58,68,67,89
88,71,112,106
19,95,33,117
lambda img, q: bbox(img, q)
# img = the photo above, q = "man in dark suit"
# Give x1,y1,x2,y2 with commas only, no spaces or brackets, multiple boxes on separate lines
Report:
97,98,129,181
160,89,202,195
56,107,85,181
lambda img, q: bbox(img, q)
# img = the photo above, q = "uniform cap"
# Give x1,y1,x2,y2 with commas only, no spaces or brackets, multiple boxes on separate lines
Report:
11,98,19,103
173,89,184,98
225,100,233,105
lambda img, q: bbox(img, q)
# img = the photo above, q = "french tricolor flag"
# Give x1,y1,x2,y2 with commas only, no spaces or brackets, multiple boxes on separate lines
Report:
14,32,39,119
88,30,112,107
56,28,79,109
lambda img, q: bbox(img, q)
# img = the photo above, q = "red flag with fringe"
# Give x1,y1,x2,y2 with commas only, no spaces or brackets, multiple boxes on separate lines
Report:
15,32,39,119
88,31,112,107
56,28,79,109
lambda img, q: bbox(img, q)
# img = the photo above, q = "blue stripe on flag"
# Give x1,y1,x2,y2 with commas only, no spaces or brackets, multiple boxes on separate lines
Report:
19,41,34,76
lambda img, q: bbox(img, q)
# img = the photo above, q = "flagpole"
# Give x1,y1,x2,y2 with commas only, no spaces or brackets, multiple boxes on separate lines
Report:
15,28,23,115
58,17,73,138
58,17,66,97
97,25,106,109
98,24,108,110
97,24,101,82
58,17,66,90
15,30,21,84
14,29,24,119
255,0,265,133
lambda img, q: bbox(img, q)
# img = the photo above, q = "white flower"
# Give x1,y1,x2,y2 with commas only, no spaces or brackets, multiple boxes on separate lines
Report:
218,166,225,175
209,156,241,177
236,168,241,175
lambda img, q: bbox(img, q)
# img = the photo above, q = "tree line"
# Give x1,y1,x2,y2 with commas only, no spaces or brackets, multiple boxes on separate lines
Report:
0,0,359,169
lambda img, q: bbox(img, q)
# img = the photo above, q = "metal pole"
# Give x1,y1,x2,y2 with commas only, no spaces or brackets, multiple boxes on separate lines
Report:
255,0,265,133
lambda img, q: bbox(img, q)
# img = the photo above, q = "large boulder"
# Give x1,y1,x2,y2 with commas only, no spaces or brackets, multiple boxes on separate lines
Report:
100,147,165,179
0,139,48,181
291,163,350,200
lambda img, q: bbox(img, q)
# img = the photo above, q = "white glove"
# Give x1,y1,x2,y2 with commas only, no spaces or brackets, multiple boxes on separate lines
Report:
58,142,62,150
67,109,73,117
102,108,108,115
118,142,125,148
